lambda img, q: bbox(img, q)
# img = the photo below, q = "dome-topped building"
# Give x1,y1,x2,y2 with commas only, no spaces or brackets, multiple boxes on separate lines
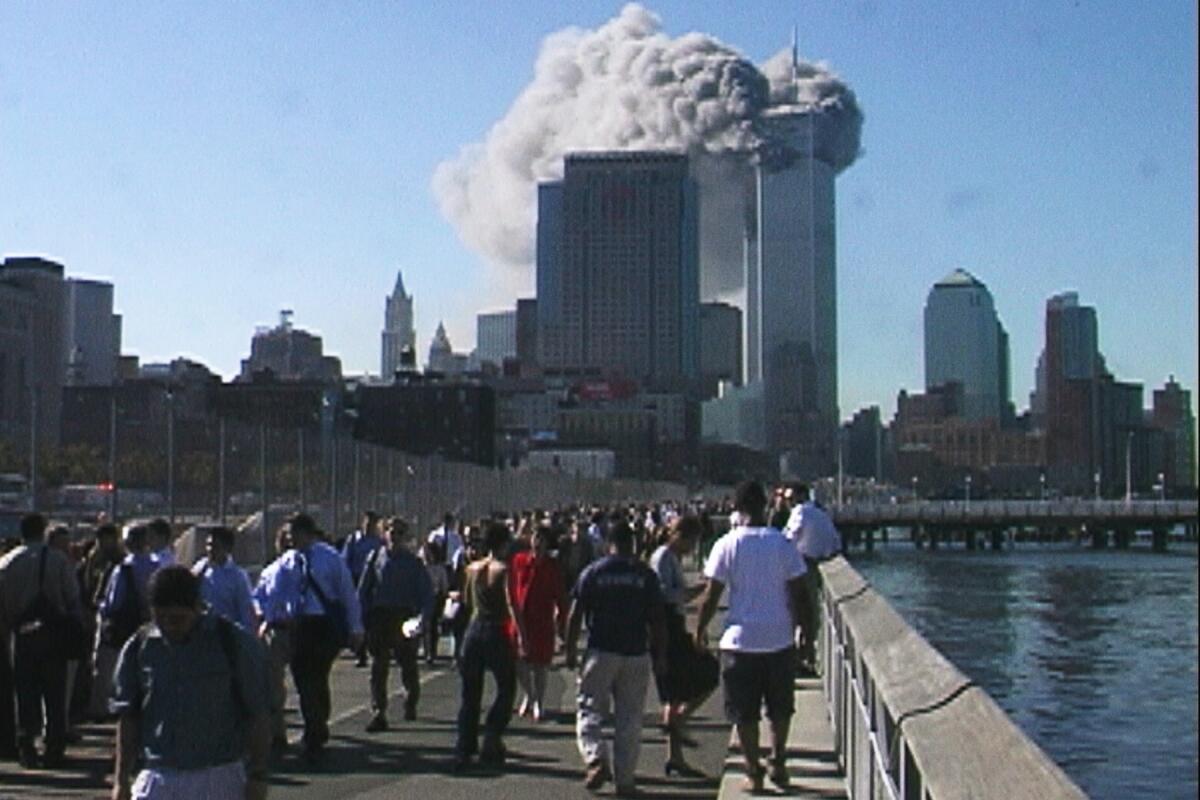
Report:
923,269,1011,422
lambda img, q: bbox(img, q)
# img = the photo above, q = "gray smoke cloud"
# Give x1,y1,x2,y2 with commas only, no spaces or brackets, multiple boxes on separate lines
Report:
432,3,862,297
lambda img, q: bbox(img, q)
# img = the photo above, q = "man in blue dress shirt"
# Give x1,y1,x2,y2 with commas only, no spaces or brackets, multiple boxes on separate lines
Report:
192,526,256,631
341,511,380,667
283,513,363,764
252,525,302,750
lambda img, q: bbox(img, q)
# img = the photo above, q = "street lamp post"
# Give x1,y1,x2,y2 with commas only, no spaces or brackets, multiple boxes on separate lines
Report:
298,428,306,513
911,475,919,502
965,474,972,511
166,387,176,526
217,417,226,526
1039,472,1046,502
28,387,39,511
1157,472,1166,502
109,391,119,520
1124,431,1133,506
1094,471,1101,502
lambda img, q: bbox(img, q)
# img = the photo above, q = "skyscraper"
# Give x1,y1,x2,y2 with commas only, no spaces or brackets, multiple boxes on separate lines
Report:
744,108,846,476
923,269,1011,421
65,278,122,386
476,310,517,368
381,270,415,378
699,301,742,399
0,256,66,446
536,152,699,391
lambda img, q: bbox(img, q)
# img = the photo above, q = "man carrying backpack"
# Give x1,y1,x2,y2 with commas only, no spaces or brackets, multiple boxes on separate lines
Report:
111,565,271,800
0,513,84,769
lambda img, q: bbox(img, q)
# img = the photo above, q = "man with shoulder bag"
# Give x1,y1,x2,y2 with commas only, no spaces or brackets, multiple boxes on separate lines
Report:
280,514,363,765
0,513,84,769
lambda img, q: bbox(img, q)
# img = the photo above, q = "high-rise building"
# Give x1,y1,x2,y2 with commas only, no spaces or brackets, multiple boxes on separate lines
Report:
1151,376,1196,493
0,256,66,447
381,270,415,378
0,281,35,444
427,322,467,375
535,183,564,369
239,310,342,384
515,298,538,369
536,152,699,392
923,269,1011,421
65,278,122,386
476,310,517,368
699,301,742,399
743,107,849,476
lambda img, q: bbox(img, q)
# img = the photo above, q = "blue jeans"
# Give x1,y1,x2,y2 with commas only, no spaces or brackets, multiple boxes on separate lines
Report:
455,619,515,757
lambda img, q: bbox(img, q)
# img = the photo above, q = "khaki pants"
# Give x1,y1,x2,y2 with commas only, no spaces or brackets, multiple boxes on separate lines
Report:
576,650,651,790
263,624,293,742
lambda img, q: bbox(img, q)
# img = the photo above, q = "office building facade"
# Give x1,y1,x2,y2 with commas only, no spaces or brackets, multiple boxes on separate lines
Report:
923,269,1010,421
65,278,122,386
744,109,845,476
536,152,699,392
381,270,416,378
476,310,517,369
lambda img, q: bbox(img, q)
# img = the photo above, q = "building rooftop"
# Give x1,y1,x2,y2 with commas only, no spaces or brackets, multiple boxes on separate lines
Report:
935,268,985,289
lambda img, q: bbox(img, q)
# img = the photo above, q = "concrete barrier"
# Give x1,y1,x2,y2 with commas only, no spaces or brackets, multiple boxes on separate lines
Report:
819,556,1087,799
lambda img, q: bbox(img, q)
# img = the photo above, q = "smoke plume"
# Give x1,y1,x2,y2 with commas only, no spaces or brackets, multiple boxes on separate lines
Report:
432,3,863,296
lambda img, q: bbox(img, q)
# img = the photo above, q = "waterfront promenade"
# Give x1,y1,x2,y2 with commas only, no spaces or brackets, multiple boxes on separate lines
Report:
0,598,848,799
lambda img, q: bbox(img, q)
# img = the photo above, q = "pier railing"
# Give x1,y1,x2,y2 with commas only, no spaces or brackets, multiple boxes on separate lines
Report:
818,556,1087,799
831,499,1197,527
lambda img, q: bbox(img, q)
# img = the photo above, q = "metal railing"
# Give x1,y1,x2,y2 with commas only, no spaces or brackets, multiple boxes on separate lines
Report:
818,557,1087,800
832,499,1198,526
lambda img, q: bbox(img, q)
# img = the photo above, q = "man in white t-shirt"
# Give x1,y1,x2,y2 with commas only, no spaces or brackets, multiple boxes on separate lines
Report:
782,484,842,562
782,483,841,673
695,481,809,793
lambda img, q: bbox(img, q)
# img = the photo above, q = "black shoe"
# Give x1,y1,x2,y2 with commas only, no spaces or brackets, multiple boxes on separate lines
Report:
479,737,506,766
664,759,706,779
302,743,325,768
41,750,66,769
450,752,472,774
365,714,389,733
404,703,417,721
17,746,39,769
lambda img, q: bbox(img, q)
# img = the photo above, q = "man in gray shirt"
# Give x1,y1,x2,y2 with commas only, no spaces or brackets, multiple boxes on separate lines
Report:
111,565,271,800
0,513,83,769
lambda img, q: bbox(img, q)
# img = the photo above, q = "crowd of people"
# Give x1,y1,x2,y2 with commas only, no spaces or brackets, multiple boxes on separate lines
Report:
0,479,842,799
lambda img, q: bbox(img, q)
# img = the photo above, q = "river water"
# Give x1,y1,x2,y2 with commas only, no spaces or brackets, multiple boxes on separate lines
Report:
849,542,1198,800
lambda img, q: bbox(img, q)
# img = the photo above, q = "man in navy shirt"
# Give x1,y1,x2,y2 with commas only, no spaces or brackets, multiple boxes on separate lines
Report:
565,522,666,797
358,518,433,731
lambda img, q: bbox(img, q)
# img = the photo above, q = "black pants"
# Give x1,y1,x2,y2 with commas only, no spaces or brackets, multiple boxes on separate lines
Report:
0,635,16,757
12,634,67,756
289,616,342,750
366,607,420,716
455,619,515,757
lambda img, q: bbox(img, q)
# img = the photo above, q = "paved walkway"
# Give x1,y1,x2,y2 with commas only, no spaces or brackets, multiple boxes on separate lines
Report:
717,676,846,800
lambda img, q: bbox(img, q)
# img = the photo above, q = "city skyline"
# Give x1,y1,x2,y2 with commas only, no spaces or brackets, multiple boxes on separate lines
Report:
1,2,1195,421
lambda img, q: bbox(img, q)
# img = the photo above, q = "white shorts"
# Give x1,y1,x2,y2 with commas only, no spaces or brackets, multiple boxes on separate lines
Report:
132,761,246,800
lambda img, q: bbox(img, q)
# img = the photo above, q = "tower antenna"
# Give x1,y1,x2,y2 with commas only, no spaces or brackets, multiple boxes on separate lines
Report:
791,24,799,82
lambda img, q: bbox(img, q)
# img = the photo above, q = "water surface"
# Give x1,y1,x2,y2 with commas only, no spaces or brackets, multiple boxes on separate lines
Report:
851,543,1198,800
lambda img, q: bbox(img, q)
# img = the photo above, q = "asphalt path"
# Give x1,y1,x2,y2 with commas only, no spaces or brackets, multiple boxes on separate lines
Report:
0,641,728,800
268,635,729,800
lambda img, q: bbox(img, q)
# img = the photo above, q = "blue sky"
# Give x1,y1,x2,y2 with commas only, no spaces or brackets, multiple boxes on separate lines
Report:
1,1,1195,420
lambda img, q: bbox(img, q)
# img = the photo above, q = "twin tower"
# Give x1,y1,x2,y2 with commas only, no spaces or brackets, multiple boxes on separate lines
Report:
537,105,851,478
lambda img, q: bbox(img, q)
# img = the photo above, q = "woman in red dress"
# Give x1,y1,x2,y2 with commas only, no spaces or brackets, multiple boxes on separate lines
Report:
508,525,567,721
